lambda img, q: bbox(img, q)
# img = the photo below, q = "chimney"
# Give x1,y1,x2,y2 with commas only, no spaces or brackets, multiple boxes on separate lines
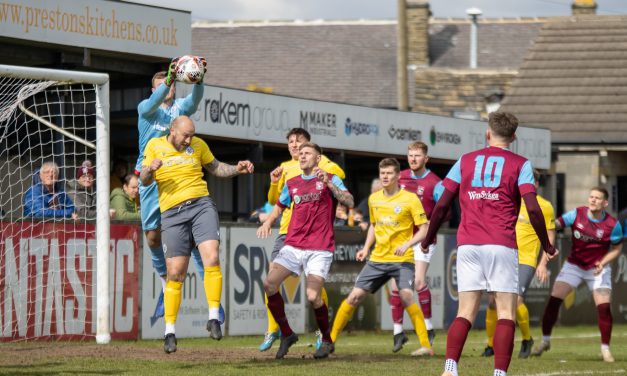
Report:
467,7,482,69
406,0,430,67
572,0,597,15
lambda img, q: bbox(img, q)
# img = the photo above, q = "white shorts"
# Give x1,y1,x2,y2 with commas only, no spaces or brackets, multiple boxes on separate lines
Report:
555,261,612,291
274,245,334,280
414,243,436,263
457,244,519,293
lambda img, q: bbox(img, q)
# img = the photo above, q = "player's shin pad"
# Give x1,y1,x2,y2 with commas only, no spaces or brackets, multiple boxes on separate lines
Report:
164,280,184,324
204,266,222,310
406,303,430,348
330,300,356,343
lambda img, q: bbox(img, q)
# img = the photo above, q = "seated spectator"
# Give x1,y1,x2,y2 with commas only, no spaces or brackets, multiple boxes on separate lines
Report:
110,174,141,221
23,161,76,220
67,160,97,220
334,203,349,226
352,208,369,231
110,158,128,192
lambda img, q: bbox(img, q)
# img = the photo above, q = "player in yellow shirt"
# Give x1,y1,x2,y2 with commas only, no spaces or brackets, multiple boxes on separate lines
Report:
140,116,254,353
259,127,345,351
482,169,555,358
330,158,434,356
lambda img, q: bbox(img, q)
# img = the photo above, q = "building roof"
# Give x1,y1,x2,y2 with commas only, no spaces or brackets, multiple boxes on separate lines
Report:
192,18,542,108
500,15,627,144
193,20,398,108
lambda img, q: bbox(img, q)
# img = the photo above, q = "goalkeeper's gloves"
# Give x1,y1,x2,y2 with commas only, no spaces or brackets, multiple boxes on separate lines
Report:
165,57,180,87
194,56,208,83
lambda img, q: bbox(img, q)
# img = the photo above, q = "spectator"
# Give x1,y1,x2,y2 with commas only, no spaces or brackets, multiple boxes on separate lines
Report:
110,158,128,192
110,174,141,221
335,203,349,226
23,161,77,220
353,208,369,231
67,160,97,220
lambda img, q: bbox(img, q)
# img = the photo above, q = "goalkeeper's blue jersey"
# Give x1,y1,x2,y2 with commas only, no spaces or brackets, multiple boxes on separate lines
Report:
134,83,204,173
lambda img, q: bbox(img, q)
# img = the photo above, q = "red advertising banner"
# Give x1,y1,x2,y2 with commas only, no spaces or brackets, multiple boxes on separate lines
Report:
0,221,140,340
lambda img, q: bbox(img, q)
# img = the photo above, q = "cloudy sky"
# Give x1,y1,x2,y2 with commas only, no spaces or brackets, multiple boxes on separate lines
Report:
131,0,627,21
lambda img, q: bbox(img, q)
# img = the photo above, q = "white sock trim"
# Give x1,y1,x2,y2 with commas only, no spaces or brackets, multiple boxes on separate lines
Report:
444,358,458,376
494,369,507,376
165,323,175,335
393,323,404,335
424,318,433,330
209,307,220,320
541,335,551,343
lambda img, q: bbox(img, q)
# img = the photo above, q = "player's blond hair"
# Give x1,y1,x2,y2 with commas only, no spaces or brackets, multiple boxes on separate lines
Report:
299,142,322,155
408,141,428,154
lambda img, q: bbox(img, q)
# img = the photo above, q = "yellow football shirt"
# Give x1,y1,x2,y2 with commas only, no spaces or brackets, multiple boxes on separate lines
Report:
142,136,214,212
368,189,427,263
267,155,345,234
516,194,555,267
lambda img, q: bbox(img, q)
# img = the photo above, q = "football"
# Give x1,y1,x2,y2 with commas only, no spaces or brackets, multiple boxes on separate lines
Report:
175,55,204,84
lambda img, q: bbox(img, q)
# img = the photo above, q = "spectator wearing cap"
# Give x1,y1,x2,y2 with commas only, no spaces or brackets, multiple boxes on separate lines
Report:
66,160,97,220
110,174,141,221
23,161,77,220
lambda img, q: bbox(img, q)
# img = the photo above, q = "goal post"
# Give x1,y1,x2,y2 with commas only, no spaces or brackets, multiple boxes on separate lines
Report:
0,64,110,344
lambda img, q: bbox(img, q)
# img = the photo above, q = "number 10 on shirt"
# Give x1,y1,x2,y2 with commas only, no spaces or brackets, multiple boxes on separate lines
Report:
471,155,505,188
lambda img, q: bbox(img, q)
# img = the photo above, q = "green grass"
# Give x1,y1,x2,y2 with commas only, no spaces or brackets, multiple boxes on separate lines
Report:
0,325,625,375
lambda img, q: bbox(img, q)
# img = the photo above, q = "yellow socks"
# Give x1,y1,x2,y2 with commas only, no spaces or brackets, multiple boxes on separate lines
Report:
486,306,497,347
265,292,280,333
204,266,222,320
516,303,531,341
321,286,329,307
330,300,356,343
164,280,183,325
406,303,430,348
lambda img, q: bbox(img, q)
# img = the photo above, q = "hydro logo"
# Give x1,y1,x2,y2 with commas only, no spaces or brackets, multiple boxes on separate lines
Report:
232,244,301,305
430,126,462,146
344,118,379,136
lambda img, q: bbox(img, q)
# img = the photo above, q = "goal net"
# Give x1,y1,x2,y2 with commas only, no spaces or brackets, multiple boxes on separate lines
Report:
0,65,110,343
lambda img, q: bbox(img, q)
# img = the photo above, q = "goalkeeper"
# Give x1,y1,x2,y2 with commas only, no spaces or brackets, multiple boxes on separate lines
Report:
134,56,208,319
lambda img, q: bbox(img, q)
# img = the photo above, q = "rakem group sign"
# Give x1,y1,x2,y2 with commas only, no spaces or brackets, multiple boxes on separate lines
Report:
181,84,551,169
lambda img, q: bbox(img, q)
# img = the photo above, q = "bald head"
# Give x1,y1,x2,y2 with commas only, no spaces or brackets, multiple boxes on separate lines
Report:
169,116,196,151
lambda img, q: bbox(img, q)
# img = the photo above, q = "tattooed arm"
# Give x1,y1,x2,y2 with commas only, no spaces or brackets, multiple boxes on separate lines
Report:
313,167,354,208
204,159,254,178
328,182,354,208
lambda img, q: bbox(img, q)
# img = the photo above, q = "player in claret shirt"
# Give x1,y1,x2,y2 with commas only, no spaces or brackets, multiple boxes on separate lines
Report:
257,142,353,360
419,112,556,376
531,187,623,363
388,141,444,353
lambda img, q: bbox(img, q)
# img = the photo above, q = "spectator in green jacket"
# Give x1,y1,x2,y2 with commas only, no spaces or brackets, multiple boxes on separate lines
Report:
110,174,140,221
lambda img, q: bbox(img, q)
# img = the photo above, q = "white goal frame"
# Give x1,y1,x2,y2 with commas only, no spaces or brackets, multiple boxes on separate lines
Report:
0,64,111,344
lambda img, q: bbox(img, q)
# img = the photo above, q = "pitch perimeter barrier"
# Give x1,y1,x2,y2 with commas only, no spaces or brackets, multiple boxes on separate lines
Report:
2,220,624,340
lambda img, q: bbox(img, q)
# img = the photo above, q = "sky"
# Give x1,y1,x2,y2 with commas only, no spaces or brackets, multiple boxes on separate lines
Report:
130,0,627,21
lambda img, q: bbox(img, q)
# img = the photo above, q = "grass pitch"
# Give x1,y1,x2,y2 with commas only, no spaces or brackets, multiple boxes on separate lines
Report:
0,325,625,375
